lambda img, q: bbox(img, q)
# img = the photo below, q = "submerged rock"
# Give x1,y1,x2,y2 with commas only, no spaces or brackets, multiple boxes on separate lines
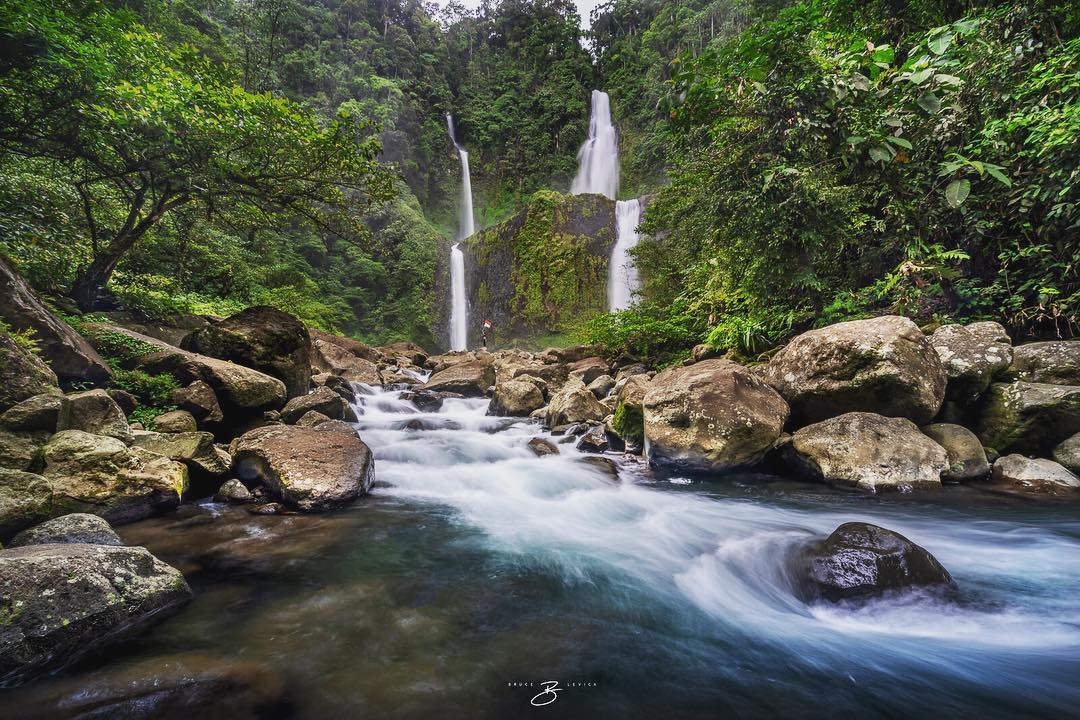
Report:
576,456,620,482
763,315,946,425
797,522,954,602
644,359,788,473
9,513,122,547
789,412,948,492
0,543,192,685
989,455,1080,496
526,437,559,457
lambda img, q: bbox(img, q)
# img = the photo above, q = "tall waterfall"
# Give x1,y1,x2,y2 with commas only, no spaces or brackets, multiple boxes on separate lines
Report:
571,90,619,200
609,199,642,311
446,114,473,351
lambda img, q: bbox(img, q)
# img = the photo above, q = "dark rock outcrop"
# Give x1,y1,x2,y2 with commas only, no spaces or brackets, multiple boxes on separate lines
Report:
977,381,1080,454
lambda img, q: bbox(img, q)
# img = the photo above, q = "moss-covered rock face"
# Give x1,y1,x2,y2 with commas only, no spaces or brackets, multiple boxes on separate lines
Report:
454,191,616,346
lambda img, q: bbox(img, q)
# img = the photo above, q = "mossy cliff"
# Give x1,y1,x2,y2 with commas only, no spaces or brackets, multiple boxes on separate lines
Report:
445,190,615,347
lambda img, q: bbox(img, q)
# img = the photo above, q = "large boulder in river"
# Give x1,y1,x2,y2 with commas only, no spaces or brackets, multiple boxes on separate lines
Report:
763,315,946,426
423,360,495,398
490,379,545,417
311,338,382,385
789,412,948,492
181,306,311,399
279,386,356,424
0,334,60,412
989,455,1080,496
0,468,53,541
0,256,112,386
930,322,1013,401
643,359,788,473
796,522,954,602
920,423,989,482
66,389,132,443
546,376,607,428
1004,341,1080,385
1052,432,1080,474
0,543,192,685
977,381,1080,454
42,430,187,524
309,327,383,363
10,513,122,547
232,424,374,512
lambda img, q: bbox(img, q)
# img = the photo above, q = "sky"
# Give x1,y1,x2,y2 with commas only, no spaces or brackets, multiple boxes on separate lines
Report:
432,1,606,28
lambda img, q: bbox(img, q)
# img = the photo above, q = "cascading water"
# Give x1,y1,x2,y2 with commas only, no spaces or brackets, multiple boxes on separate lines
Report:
446,114,473,351
571,90,619,200
609,198,642,311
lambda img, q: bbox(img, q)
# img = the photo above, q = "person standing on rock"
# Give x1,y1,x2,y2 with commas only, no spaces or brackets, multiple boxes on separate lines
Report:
481,318,493,349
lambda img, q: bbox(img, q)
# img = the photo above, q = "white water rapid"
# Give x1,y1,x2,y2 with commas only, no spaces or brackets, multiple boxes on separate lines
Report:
609,198,642,311
571,90,619,200
446,113,473,351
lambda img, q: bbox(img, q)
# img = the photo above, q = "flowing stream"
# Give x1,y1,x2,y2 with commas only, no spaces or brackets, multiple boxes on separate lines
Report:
571,90,619,200
609,198,642,311
12,386,1080,719
446,114,473,351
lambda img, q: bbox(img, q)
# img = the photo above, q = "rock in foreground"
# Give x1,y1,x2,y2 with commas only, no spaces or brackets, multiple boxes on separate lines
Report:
989,455,1080,497
797,522,954,602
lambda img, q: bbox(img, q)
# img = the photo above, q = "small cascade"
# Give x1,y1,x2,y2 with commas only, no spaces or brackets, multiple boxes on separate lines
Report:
571,90,619,200
609,198,642,311
446,114,474,351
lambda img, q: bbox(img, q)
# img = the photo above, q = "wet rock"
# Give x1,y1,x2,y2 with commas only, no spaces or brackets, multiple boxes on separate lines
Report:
587,374,616,398
577,456,620,482
280,386,356,424
576,425,609,453
490,379,545,417
42,430,188,524
526,437,559,457
0,334,60,413
153,409,198,433
0,256,112,386
1005,340,1080,385
930,322,1013,402
0,394,69,432
798,522,954,602
181,305,312,398
921,423,990,482
66,389,132,443
0,429,50,472
989,455,1080,496
130,430,230,476
214,478,254,504
1051,432,1080,474
0,468,53,541
295,410,332,427
546,377,607,428
977,381,1080,454
423,360,495,398
170,380,224,425
400,390,443,412
10,513,122,547
763,315,946,426
789,412,948,492
246,502,286,516
568,356,611,385
233,424,374,512
0,543,192,685
311,338,382,385
644,359,789,473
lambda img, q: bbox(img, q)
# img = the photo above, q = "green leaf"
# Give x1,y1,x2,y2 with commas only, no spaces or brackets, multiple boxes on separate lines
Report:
846,135,866,145
917,92,941,113
986,166,1013,188
908,68,933,85
929,32,953,56
868,146,892,163
945,179,971,208
871,45,894,63
935,74,962,86
885,136,913,149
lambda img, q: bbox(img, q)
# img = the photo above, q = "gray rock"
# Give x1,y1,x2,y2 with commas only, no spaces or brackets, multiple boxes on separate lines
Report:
568,357,611,385
930,322,1013,401
1006,341,1080,385
490,379,545,417
977,381,1080,454
129,430,230,476
295,410,332,427
280,386,355,424
423,360,495,398
546,377,607,428
0,334,59,413
0,429,50,471
213,479,253,504
0,543,192,685
66,389,132,443
921,423,990,482
153,409,198,433
170,380,223,424
990,455,1080,496
10,513,122,547
0,468,53,541
1052,432,1080,474
0,394,70,432
311,338,381,385
586,374,616,398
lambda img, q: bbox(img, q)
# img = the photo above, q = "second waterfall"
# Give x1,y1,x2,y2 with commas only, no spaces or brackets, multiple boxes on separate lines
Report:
446,114,474,351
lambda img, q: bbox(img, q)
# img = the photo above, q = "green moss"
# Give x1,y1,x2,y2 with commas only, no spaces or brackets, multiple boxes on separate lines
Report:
612,400,644,442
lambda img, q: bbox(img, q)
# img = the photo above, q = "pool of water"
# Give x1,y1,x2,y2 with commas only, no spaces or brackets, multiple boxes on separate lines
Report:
4,388,1080,718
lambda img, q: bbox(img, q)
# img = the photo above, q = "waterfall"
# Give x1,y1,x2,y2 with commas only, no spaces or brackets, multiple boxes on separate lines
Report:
609,198,642,311
571,90,619,200
446,113,473,351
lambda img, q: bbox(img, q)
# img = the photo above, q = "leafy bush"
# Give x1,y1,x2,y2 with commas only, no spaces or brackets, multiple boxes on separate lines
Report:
111,369,178,408
578,301,704,366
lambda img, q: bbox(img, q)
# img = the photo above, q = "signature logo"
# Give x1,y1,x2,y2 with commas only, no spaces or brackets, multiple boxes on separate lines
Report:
530,680,562,706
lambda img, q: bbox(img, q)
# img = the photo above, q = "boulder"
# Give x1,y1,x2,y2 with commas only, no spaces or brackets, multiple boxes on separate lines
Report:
930,322,1013,401
643,359,789,473
513,363,569,391
0,256,112,385
232,425,374,512
763,315,946,425
170,380,223,424
379,341,427,367
921,423,990,482
1005,341,1080,385
153,409,198,433
0,429,49,472
789,412,948,492
690,343,723,363
129,430,230,476
577,456,620,482
295,410,332,427
279,386,356,424
312,373,358,403
0,334,60,412
0,468,53,541
106,389,137,417
0,394,69,433
568,357,611,385
400,390,443,412
9,513,122,547
309,328,384,363
576,425,609,453
977,381,1080,454
213,479,253,504
1051,432,1080,474
990,455,1080,496
42,430,188,524
313,419,360,437
0,543,191,685
311,338,382,385
66,389,132,443
587,374,616,398
546,377,607,428
423,360,495,398
526,437,559,457
797,522,954,602
180,306,311,398
490,379,545,417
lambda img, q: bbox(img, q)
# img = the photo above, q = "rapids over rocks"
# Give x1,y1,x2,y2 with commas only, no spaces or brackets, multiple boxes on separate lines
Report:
8,384,1079,719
